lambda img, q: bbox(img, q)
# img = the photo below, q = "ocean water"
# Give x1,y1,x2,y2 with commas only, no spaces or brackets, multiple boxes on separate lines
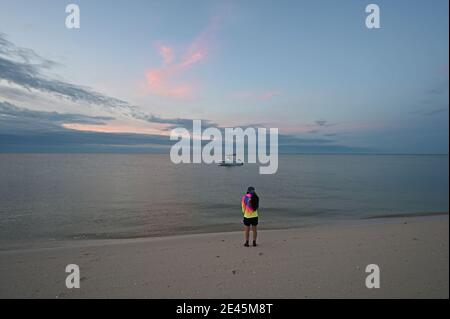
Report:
0,154,448,249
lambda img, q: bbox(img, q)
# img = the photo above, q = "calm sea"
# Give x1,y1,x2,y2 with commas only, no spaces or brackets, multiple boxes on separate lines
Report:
0,154,448,249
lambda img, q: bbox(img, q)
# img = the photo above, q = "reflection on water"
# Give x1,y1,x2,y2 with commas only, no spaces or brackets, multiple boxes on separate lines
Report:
0,154,448,248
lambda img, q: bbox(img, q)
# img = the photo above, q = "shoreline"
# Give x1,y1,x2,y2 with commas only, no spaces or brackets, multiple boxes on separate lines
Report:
0,212,447,253
0,214,448,298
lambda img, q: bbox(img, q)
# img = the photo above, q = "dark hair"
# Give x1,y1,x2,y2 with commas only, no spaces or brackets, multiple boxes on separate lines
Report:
247,186,255,193
250,192,259,211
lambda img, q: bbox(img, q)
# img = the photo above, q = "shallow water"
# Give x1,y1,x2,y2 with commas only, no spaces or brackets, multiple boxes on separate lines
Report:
0,154,448,248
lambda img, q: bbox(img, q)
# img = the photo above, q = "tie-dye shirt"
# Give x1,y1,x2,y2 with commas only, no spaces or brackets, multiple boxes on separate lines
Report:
241,193,258,218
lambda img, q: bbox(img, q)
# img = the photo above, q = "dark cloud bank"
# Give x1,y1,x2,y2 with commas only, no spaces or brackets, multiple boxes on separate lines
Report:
0,101,367,153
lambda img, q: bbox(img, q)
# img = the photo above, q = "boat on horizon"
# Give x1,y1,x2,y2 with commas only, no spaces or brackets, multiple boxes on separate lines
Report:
218,154,244,167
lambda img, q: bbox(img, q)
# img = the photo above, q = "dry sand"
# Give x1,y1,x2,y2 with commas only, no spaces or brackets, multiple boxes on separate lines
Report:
0,215,448,298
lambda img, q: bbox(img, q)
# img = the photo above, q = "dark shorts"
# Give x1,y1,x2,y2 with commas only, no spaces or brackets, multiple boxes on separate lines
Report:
243,217,258,226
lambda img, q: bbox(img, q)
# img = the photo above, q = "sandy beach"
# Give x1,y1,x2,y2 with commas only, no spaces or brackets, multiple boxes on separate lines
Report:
0,215,448,299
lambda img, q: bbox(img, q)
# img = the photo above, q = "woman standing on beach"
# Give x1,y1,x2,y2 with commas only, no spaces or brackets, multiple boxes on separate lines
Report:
241,186,259,247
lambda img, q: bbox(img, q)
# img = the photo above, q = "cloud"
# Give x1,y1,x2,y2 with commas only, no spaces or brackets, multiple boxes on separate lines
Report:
146,114,216,128
0,33,134,111
145,16,222,99
0,101,172,152
278,134,334,145
0,130,173,153
0,34,368,154
0,101,115,126
412,107,448,116
129,111,218,131
411,79,449,116
301,120,340,135
0,101,368,153
315,119,338,128
0,56,133,110
145,46,203,99
0,85,39,101
315,120,327,127
0,32,56,69
323,133,339,137
0,99,219,136
157,44,174,65
425,80,449,96
0,33,210,131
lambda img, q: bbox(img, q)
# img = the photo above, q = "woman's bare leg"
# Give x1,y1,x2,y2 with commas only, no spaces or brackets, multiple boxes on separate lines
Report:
252,225,257,243
244,226,250,243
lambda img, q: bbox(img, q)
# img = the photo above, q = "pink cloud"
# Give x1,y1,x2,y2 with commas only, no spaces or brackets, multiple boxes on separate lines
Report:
145,55,199,99
62,121,168,135
157,45,174,65
145,16,221,99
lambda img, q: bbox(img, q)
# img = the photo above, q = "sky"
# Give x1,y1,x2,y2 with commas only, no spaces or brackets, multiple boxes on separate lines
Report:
0,0,448,153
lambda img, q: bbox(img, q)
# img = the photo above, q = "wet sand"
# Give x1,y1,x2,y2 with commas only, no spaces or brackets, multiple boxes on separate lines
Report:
0,215,448,298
